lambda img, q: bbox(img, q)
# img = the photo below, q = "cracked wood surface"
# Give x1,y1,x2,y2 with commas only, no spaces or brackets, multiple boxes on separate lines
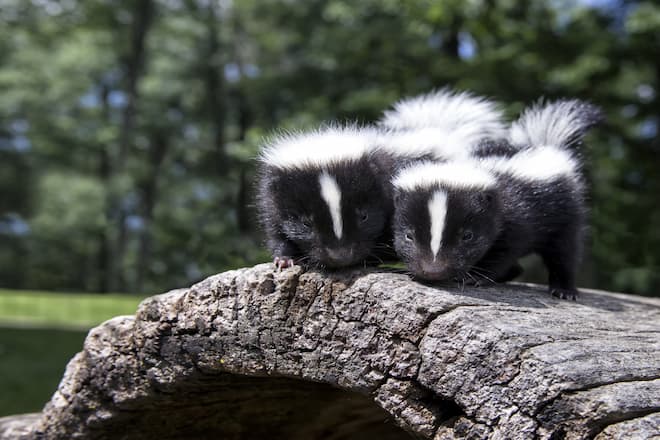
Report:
2,264,659,439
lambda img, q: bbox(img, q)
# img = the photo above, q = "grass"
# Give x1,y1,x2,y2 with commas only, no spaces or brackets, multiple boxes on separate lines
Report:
0,326,87,417
0,289,146,328
0,289,148,417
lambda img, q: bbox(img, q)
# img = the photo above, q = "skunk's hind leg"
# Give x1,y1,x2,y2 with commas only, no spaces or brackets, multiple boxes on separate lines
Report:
539,231,581,301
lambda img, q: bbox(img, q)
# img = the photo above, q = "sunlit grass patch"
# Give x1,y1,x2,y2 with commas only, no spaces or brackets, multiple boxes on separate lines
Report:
0,289,146,328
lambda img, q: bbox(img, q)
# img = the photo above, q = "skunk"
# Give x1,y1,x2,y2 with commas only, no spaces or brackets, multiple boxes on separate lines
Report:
391,99,602,300
256,125,400,270
378,89,517,161
256,90,510,271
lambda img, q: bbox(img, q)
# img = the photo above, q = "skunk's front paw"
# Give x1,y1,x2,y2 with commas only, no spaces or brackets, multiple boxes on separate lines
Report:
462,277,484,287
274,256,296,271
550,287,578,301
496,263,523,283
460,275,492,287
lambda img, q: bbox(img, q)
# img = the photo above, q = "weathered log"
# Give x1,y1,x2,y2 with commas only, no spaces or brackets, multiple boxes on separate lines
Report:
0,414,39,439
3,264,659,439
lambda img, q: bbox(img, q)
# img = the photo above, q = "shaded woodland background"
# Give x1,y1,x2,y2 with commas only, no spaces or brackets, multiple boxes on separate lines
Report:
1,0,659,296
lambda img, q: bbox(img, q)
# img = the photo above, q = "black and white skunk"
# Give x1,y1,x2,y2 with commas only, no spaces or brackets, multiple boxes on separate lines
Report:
256,90,511,271
378,89,517,161
391,99,602,300
256,125,400,270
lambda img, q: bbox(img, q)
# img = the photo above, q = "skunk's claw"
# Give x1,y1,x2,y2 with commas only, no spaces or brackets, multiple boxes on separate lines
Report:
274,256,296,271
550,287,578,301
461,277,485,287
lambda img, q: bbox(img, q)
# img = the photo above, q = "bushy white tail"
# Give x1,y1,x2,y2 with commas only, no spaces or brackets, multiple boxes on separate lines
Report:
380,88,507,141
509,100,602,150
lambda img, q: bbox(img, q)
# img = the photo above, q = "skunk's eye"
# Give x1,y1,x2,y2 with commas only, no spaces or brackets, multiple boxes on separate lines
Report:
462,230,474,242
404,231,414,243
357,209,369,223
300,216,312,228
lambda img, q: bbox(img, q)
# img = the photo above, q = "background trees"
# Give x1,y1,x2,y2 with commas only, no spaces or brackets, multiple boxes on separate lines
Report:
1,0,658,296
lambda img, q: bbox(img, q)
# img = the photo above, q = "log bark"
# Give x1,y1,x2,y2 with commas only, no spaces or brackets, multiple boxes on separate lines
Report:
3,264,659,439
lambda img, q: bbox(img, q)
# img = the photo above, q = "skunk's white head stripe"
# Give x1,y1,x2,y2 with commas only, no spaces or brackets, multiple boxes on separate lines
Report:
260,126,377,169
428,191,448,259
319,172,343,239
393,161,497,191
478,146,578,181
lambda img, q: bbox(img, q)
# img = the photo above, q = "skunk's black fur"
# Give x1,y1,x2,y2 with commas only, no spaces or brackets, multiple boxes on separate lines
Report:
392,99,603,300
255,127,412,269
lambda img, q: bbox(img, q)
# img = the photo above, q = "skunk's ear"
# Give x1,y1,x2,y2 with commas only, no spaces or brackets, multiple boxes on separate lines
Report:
476,189,498,207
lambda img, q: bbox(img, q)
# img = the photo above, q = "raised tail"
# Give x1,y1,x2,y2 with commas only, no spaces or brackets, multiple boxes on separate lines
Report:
509,99,603,150
379,88,507,141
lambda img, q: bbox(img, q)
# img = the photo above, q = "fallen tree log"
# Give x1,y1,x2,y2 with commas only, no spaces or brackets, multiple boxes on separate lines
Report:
2,264,659,439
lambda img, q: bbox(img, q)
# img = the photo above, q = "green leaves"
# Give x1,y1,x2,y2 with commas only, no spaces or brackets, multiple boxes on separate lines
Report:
0,0,658,295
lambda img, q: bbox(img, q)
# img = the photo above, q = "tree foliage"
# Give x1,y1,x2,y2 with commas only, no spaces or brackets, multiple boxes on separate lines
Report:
0,0,658,295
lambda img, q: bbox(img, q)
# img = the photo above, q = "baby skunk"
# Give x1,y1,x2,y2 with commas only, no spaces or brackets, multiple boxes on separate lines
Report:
391,99,602,300
256,125,399,270
256,90,510,271
378,88,517,160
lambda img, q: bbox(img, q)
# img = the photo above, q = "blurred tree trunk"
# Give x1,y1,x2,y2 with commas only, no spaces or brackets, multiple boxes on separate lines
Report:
235,91,253,233
117,0,154,166
442,18,461,60
232,14,253,234
98,84,112,293
110,0,155,292
236,166,250,233
203,1,227,175
654,61,660,152
135,131,169,294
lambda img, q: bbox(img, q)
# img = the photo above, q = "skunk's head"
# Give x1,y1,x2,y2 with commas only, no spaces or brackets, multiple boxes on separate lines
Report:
258,126,391,268
266,158,391,268
392,162,502,281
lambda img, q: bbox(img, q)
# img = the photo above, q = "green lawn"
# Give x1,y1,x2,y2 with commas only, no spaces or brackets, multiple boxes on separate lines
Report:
0,289,146,328
0,289,147,417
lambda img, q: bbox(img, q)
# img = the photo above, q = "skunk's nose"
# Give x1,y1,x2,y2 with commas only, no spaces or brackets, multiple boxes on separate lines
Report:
324,248,355,267
417,259,450,281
